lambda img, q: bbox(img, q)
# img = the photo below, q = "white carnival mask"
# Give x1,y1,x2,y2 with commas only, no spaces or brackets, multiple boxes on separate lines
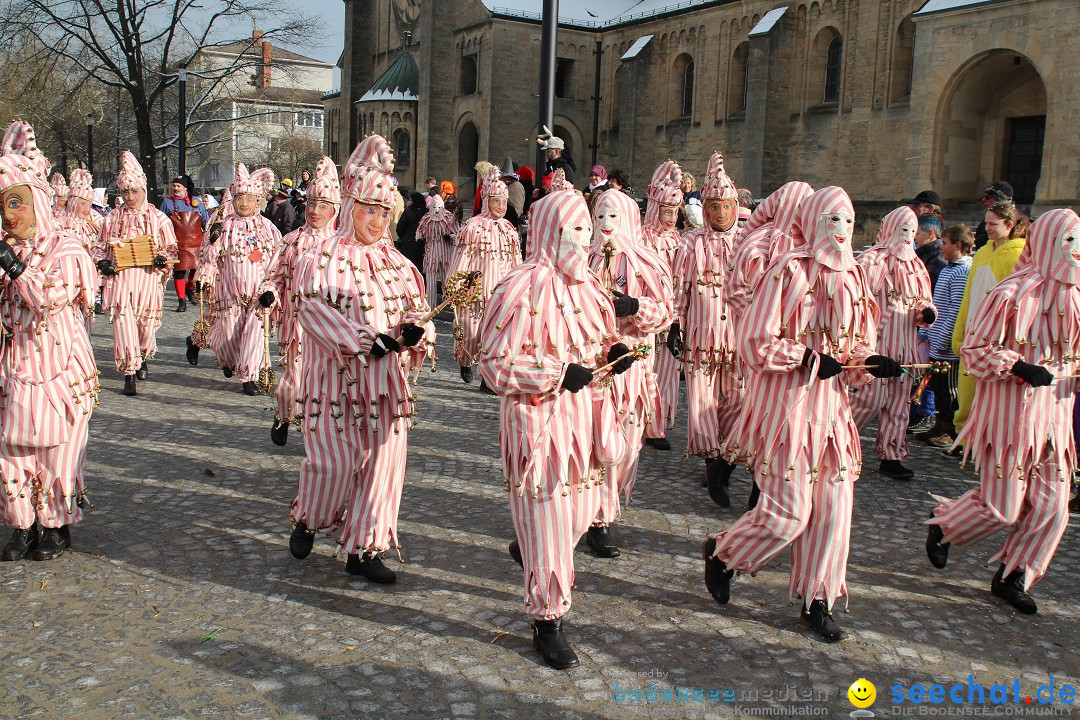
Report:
819,210,855,254
894,221,917,248
557,220,591,281
1059,227,1080,269
596,200,621,240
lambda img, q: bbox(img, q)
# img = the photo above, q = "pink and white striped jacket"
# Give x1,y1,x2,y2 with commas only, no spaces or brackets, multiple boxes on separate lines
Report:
199,213,281,310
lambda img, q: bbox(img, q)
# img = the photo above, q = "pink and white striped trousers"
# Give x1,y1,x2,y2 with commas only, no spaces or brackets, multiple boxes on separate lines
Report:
644,338,679,437
106,267,166,375
209,304,266,382
851,377,913,461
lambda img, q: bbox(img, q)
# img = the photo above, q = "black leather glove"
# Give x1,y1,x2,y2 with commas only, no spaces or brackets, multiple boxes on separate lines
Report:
399,322,425,347
607,343,635,375
802,347,843,379
96,259,117,277
666,322,683,358
1011,360,1054,387
921,307,937,324
153,255,167,269
208,223,222,243
193,281,203,295
0,241,26,280
368,333,401,359
866,354,903,378
611,291,639,318
561,363,594,392
258,290,275,308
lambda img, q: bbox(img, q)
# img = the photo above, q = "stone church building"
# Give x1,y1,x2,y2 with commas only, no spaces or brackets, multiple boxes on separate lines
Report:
323,0,1078,218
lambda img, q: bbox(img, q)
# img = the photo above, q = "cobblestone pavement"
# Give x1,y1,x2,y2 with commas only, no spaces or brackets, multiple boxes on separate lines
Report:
2,302,1078,720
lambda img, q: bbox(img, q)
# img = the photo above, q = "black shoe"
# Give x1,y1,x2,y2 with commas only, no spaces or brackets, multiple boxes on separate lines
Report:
242,381,258,396
222,366,233,378
926,519,949,569
135,361,148,381
93,301,103,315
460,365,473,384
585,525,620,558
702,538,733,604
991,564,1038,614
532,618,580,669
643,436,671,451
1070,494,1080,515
479,379,496,395
271,419,289,446
175,298,187,313
879,459,915,481
31,526,70,561
2,524,38,561
747,481,761,511
508,540,523,568
801,600,845,642
908,415,934,433
122,375,137,396
185,335,200,366
705,457,734,507
289,521,314,559
345,552,397,583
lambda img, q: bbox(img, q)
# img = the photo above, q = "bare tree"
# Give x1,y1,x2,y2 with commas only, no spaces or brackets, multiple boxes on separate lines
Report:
0,0,320,200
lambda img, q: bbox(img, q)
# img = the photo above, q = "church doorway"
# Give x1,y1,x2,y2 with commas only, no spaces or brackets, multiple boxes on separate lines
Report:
934,50,1046,208
457,121,479,198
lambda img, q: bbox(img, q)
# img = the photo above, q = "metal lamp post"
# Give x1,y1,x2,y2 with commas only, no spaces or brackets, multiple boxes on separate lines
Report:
178,64,187,176
86,113,94,180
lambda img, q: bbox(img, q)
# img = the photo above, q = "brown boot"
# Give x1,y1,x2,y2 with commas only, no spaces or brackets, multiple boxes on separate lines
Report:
916,417,953,442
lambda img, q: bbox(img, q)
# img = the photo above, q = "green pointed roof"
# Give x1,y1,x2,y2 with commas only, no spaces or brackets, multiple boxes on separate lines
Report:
358,52,419,103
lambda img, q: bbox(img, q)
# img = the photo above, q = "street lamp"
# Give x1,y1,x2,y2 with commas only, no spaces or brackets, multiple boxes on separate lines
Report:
86,112,94,180
178,64,187,175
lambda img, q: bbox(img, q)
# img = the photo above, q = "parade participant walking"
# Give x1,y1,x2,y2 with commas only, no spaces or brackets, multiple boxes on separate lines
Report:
49,172,68,217
669,152,742,461
416,193,459,309
258,156,340,446
160,174,209,313
194,163,280,395
477,188,636,669
639,160,682,451
585,188,672,558
287,134,435,584
0,121,99,561
94,151,177,396
59,169,101,337
702,186,903,642
185,190,232,367
851,207,936,481
925,209,1080,616
446,165,521,385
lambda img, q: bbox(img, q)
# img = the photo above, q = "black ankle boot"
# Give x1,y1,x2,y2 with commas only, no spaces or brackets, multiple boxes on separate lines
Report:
2,523,38,561
271,419,289,446
222,366,233,378
926,518,949,569
508,540,523,568
136,360,148,381
185,336,200,366
479,379,496,395
747,481,761,510
346,551,397,583
643,436,671,451
801,600,845,642
991,564,1037,614
289,521,314,559
702,538,733,604
460,365,473,384
176,298,187,313
879,459,914,481
705,457,734,507
585,525,620,558
123,375,137,396
32,526,70,561
242,381,258,396
532,618,580,669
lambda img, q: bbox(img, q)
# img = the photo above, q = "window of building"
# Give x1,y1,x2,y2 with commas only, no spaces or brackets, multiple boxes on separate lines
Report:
296,111,324,128
729,42,750,114
555,58,574,99
889,17,915,103
459,55,478,96
682,60,695,117
670,53,694,121
207,163,221,180
394,129,410,167
825,36,843,103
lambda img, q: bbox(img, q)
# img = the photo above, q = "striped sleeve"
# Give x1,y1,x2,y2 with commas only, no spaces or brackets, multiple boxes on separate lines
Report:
736,260,805,373
959,281,1023,381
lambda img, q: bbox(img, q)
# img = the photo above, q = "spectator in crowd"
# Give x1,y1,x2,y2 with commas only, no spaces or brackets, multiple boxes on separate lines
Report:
916,224,974,447
395,191,428,270
737,188,756,211
440,180,463,224
263,179,296,236
290,188,306,231
973,181,1014,250
518,165,536,216
914,214,947,289
586,164,608,195
537,126,576,185
297,169,311,193
903,189,942,219
608,169,632,196
500,159,524,227
678,172,702,229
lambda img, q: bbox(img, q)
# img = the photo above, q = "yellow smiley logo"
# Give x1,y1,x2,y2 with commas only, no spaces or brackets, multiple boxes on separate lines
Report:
848,678,876,708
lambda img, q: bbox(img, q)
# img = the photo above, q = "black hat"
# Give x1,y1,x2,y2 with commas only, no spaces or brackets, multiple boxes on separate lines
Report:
903,190,940,206
171,174,195,198
983,181,1013,202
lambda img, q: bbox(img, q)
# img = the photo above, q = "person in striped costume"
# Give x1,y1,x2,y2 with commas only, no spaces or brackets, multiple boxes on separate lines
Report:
258,156,341,446
287,134,435,584
477,188,636,669
416,192,459,310
585,188,673,558
851,207,937,481
59,169,101,338
701,186,903,642
639,160,682,451
94,151,177,396
926,208,1080,616
195,163,280,395
0,121,99,561
669,152,743,464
